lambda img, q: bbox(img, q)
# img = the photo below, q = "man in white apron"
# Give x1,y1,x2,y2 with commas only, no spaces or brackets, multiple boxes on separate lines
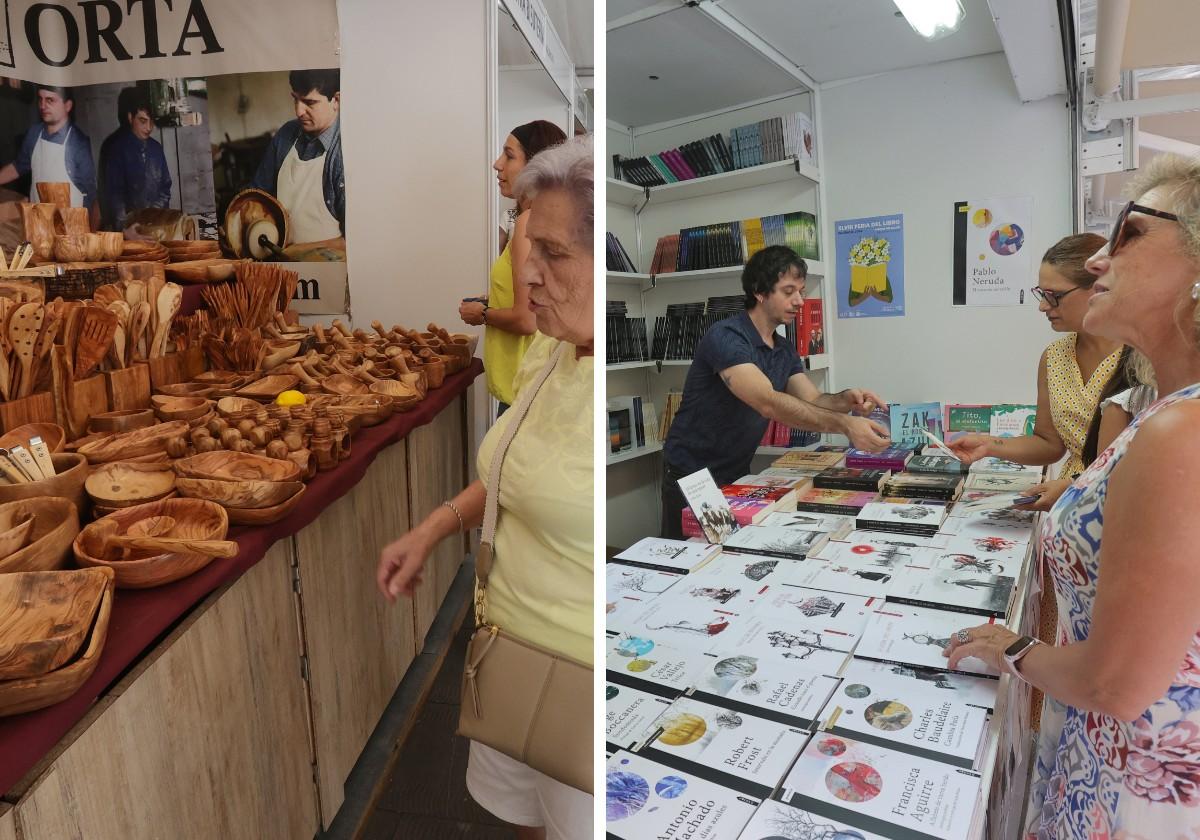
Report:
0,86,96,210
250,69,345,249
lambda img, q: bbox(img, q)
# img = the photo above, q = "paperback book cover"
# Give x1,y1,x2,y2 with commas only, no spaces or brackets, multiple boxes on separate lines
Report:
606,681,674,752
937,534,1029,569
944,404,995,444
760,466,824,480
740,798,889,840
750,588,879,652
616,597,747,651
889,402,944,449
795,488,880,516
757,510,858,536
813,538,941,568
967,457,1042,478
607,591,660,631
687,552,784,586
813,467,891,492
939,509,1037,543
771,450,845,470
606,633,709,696
906,454,969,475
989,404,1037,438
682,497,792,538
708,616,853,673
800,298,825,356
692,652,840,730
639,696,812,797
721,525,829,560
845,447,914,471
855,603,1001,678
678,468,738,544
963,472,1040,493
606,750,761,839
856,501,948,537
607,563,683,603
779,733,983,839
882,473,964,501
733,472,813,490
839,658,999,712
774,557,894,599
820,666,990,768
721,483,801,514
885,567,1016,619
614,537,721,574
655,570,771,615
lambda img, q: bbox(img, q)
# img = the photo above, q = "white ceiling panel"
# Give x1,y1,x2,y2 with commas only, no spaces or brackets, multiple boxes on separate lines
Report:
607,7,804,127
716,0,1003,83
607,0,674,22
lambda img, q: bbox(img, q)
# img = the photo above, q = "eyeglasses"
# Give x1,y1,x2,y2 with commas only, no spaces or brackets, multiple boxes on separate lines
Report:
1107,200,1181,257
1029,285,1083,308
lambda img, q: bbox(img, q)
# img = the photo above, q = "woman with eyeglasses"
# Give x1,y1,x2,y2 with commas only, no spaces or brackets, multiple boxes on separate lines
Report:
948,233,1126,498
943,154,1200,839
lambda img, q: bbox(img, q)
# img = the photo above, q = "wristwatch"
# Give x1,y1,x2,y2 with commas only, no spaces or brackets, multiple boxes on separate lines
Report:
481,303,490,324
1003,635,1041,677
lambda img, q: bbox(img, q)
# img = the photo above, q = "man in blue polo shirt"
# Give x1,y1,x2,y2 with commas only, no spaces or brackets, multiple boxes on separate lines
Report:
661,245,891,538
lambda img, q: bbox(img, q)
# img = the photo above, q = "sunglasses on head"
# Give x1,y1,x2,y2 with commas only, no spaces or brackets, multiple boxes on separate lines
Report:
1107,200,1180,257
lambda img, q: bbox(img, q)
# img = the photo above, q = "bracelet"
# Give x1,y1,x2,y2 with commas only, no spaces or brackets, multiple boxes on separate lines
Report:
441,500,466,532
481,304,490,324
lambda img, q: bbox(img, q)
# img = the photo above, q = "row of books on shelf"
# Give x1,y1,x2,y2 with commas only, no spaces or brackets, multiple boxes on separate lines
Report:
605,446,1039,838
649,211,820,274
606,301,651,364
612,111,815,188
606,232,638,273
608,395,659,454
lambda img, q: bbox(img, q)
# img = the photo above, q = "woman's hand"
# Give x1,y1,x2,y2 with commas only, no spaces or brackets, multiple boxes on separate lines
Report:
947,433,996,464
1013,479,1070,511
942,623,1020,673
377,529,436,602
459,300,486,326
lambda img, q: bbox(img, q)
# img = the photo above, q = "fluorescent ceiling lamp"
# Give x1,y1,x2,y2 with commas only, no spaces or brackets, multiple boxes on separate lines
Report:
893,0,965,40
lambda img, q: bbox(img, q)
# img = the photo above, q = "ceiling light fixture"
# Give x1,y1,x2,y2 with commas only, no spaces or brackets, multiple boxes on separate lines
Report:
892,0,964,40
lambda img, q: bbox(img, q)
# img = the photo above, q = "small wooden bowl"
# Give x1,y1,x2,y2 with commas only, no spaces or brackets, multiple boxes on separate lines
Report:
0,454,89,518
0,496,81,574
173,451,302,483
0,423,66,454
0,568,111,680
331,395,394,426
415,359,446,389
369,380,419,400
0,568,115,717
323,374,368,396
235,374,299,400
73,498,229,589
155,382,214,399
216,396,262,418
88,409,155,435
97,231,124,261
226,484,305,525
194,370,246,386
76,421,189,464
175,477,303,509
151,396,211,422
53,233,97,262
92,490,178,519
84,461,176,509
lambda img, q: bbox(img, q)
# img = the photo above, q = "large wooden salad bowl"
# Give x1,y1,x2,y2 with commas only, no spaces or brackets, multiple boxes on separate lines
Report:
0,497,80,574
0,567,111,680
173,451,302,483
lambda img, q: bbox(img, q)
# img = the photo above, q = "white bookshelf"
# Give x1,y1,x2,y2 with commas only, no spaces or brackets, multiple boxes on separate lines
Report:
607,441,664,466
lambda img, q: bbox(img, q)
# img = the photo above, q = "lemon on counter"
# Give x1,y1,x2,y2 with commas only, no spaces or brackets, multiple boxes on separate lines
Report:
276,390,306,407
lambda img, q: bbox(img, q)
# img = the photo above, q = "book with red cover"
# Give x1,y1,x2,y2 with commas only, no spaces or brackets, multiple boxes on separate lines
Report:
794,488,879,515
799,298,824,356
682,497,781,537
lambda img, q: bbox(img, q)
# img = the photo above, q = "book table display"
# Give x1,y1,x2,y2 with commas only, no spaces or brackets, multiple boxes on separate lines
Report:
606,450,1042,839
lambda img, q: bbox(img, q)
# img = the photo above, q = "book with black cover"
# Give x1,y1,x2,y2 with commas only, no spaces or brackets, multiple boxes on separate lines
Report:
813,467,890,492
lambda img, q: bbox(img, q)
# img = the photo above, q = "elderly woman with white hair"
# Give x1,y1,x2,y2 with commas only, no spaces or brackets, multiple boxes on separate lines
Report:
377,134,594,840
942,153,1200,839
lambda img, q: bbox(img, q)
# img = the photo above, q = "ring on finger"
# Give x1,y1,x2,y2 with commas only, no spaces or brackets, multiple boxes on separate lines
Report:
955,629,970,644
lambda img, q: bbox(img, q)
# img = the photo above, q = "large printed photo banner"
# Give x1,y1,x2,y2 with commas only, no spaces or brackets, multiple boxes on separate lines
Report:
952,196,1034,308
0,0,346,314
834,213,905,319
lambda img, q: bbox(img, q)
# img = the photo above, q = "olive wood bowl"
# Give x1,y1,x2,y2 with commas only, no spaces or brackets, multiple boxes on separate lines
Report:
173,451,302,482
73,498,229,589
84,461,176,509
216,396,262,418
0,423,66,454
88,409,156,435
235,374,299,400
151,396,212,422
0,496,81,574
175,477,303,510
155,382,215,399
225,484,305,526
0,567,110,680
0,454,89,517
76,421,189,464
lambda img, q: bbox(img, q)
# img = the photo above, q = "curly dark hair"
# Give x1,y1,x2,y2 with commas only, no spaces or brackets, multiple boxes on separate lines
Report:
742,245,807,309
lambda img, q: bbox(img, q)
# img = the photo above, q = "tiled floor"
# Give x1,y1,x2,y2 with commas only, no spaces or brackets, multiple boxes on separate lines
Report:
360,617,512,839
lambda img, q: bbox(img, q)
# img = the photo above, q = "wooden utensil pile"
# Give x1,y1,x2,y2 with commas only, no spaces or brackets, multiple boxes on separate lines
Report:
0,299,60,400
201,263,298,331
91,277,183,365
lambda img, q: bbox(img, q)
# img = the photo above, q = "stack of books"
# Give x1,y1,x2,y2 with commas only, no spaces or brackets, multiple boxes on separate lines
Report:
812,466,890,491
674,222,745,271
729,111,815,168
856,500,948,537
605,233,638,273
882,472,965,502
607,395,657,455
605,300,650,364
742,211,819,261
845,446,915,471
648,234,679,275
612,132,736,187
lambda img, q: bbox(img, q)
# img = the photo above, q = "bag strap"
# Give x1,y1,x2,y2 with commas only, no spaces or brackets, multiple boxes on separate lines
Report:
474,341,567,627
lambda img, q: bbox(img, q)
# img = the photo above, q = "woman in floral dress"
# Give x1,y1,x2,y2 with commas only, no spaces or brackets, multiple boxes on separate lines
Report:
943,153,1200,839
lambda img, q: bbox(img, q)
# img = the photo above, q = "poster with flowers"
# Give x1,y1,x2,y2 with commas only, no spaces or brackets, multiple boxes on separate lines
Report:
835,214,905,319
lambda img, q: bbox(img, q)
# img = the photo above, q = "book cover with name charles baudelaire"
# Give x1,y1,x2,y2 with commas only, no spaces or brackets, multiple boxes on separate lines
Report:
606,750,760,840
779,733,982,839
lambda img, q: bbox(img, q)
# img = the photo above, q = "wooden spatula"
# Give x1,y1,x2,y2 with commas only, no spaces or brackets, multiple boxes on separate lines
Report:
74,306,118,379
93,519,238,559
129,301,150,362
150,283,182,359
8,302,43,398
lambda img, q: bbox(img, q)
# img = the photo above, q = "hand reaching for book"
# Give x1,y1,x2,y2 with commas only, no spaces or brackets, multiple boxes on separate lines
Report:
946,433,995,464
844,415,891,452
1012,479,1069,511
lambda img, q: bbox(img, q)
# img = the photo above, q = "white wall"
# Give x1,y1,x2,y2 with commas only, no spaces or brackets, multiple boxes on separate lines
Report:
821,53,1072,406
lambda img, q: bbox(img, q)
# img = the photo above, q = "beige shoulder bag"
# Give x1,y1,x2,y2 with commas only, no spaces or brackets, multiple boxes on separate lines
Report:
457,342,593,794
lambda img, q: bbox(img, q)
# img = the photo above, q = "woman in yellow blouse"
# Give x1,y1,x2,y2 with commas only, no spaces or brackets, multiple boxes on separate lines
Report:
949,233,1126,490
460,120,566,412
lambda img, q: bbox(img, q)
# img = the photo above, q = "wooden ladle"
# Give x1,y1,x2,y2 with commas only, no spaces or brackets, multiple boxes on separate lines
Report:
127,516,176,538
94,518,239,559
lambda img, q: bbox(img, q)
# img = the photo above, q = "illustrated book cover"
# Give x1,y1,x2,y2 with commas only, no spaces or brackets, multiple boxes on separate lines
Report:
855,603,1001,678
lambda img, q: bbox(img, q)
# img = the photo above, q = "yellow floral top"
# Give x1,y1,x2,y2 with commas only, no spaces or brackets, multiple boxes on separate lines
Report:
1045,334,1123,477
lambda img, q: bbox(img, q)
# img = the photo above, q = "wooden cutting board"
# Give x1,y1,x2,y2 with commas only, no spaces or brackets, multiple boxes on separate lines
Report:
104,363,151,411
0,568,110,680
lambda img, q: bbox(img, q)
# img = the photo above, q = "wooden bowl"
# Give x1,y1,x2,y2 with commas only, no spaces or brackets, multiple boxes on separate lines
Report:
235,374,299,400
0,514,35,558
415,359,446,389
53,234,94,262
173,451,301,482
323,374,368,396
73,498,229,589
92,490,178,519
85,461,176,509
0,497,81,574
0,568,111,680
216,396,262,418
55,206,89,235
151,396,211,422
88,409,155,435
76,421,189,464
195,370,245,385
0,423,66,454
175,477,303,509
331,395,394,426
155,382,215,399
369,380,419,400
97,231,124,261
0,568,115,717
0,454,89,517
226,484,305,525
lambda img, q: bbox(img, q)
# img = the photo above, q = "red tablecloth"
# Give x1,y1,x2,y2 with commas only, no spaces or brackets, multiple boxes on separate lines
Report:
0,360,482,797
